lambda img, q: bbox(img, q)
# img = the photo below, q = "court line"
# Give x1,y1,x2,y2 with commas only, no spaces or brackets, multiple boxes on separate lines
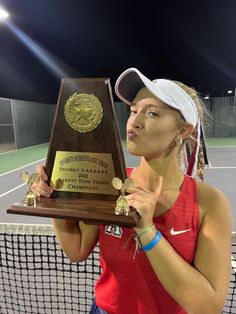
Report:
0,183,26,198
0,158,46,177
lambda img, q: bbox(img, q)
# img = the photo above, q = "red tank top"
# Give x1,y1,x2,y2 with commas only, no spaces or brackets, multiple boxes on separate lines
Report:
95,169,200,314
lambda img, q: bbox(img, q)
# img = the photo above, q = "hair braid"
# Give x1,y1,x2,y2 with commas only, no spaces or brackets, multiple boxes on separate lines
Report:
173,81,211,181
196,144,205,181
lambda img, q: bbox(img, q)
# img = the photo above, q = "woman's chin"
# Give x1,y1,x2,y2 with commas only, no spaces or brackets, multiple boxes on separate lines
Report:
127,145,143,156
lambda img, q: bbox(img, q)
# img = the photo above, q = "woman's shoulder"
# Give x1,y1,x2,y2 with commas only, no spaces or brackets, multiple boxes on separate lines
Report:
196,180,232,218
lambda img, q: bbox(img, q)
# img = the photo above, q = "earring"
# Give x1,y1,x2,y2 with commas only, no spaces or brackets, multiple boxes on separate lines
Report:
175,137,183,145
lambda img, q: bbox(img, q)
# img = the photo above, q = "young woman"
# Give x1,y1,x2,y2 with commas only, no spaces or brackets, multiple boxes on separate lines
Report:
34,68,232,314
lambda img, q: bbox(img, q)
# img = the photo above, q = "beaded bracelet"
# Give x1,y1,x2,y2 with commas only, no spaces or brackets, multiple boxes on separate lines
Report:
142,230,162,252
137,223,155,239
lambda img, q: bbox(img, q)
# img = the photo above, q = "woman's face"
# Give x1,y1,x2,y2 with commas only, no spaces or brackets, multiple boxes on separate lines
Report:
126,87,181,160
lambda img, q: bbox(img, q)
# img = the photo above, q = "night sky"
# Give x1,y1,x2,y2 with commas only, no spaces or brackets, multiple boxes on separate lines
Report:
0,0,236,103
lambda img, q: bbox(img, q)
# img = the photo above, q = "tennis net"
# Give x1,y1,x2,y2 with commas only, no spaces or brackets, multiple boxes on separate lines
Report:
224,233,236,313
0,223,100,313
0,223,235,313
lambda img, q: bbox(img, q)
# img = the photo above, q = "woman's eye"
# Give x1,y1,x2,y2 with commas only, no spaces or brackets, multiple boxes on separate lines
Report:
147,111,159,117
130,110,137,116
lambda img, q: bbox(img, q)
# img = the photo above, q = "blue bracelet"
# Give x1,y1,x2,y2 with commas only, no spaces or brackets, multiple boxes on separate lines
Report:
142,230,162,251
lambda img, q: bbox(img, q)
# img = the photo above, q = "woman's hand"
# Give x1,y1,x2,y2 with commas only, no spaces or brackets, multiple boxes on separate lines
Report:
126,186,158,229
32,165,53,198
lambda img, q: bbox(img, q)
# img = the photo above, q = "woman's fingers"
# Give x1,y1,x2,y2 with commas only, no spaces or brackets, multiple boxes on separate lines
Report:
126,189,158,213
35,165,48,181
33,165,53,197
32,180,53,197
126,195,157,212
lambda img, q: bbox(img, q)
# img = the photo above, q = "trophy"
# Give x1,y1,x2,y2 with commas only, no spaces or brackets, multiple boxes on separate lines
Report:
112,177,134,215
7,78,139,227
20,172,39,206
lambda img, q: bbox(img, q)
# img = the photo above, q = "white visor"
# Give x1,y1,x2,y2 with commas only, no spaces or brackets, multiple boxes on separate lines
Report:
115,67,198,127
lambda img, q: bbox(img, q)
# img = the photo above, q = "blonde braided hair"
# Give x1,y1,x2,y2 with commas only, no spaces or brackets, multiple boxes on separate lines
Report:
173,81,211,181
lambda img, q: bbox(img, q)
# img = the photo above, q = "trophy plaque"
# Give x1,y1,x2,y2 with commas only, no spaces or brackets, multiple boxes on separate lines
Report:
7,78,139,227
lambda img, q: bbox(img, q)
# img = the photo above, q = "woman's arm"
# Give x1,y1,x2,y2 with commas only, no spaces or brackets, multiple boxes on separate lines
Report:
52,219,99,262
33,166,99,263
127,183,232,314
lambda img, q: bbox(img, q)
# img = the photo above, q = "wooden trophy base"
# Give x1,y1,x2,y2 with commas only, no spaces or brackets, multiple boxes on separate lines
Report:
7,198,139,227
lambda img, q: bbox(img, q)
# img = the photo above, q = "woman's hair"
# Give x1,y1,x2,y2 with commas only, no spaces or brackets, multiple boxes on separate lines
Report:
173,81,212,181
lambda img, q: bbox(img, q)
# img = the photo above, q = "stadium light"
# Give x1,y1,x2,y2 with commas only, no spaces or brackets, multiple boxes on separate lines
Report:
0,8,9,20
204,95,210,100
227,90,233,94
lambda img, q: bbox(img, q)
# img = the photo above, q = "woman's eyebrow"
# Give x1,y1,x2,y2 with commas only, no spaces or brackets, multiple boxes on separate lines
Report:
130,103,165,110
145,103,176,112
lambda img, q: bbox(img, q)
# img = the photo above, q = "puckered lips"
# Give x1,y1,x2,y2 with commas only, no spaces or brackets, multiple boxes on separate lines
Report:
127,129,138,140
